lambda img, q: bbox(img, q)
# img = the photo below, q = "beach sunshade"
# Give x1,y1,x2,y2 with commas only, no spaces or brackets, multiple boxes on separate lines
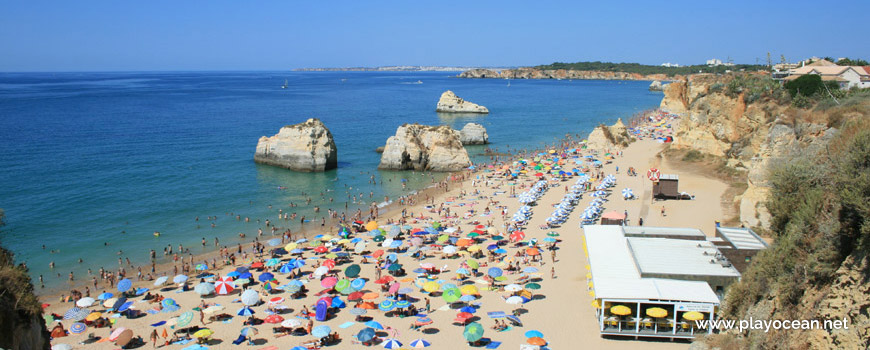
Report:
357,327,375,342
351,278,366,291
69,322,87,334
610,305,632,316
362,292,379,300
423,281,440,293
646,307,668,318
193,329,214,338
258,272,275,282
409,338,431,348
487,267,503,278
335,279,351,293
527,337,547,346
459,306,476,314
114,329,134,347
215,277,235,295
202,305,224,314
176,311,194,328
194,282,215,296
97,292,113,300
117,301,133,312
240,326,258,336
76,297,95,308
321,276,338,289
281,319,302,328
524,330,543,338
523,267,539,274
460,284,479,296
395,300,411,309
365,320,384,330
442,288,461,303
525,283,541,290
505,296,524,305
237,306,254,316
63,307,88,321
85,312,101,322
683,311,705,321
349,307,367,315
382,339,402,349
51,345,72,350
264,314,284,324
241,289,259,306
117,278,132,292
463,322,484,342
345,264,361,278
415,316,433,326
465,259,479,269
312,325,331,338
378,300,395,311
109,327,127,341
173,274,189,284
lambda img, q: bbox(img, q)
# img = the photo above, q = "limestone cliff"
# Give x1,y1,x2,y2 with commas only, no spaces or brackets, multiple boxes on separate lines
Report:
459,123,489,145
649,80,664,91
378,124,471,172
585,118,632,150
459,68,673,81
0,211,50,350
254,118,338,172
436,91,489,113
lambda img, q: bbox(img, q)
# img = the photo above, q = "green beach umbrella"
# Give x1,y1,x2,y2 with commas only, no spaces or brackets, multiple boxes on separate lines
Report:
335,279,351,293
463,322,484,342
325,253,338,259
494,276,507,282
491,235,504,241
388,264,402,271
525,283,541,290
345,264,361,278
437,235,449,243
466,232,480,238
373,235,385,243
547,232,560,237
442,288,461,303
465,260,479,269
432,222,441,229
176,311,194,328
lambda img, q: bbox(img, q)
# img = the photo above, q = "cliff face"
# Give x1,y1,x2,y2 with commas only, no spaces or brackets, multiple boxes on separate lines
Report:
586,118,632,150
0,222,50,350
459,68,673,81
254,118,338,172
662,75,836,228
436,91,489,113
459,123,488,145
378,124,471,172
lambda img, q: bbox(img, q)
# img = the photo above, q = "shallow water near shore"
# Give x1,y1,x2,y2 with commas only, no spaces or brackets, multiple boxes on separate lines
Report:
0,71,661,291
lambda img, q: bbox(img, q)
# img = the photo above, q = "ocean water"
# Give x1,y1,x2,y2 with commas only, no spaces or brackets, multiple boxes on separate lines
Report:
0,71,661,291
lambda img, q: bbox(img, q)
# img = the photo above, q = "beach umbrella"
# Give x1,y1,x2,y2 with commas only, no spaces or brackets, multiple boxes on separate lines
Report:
362,292,379,300
487,267,503,278
365,320,384,330
269,296,285,305
459,306,476,314
505,284,523,292
415,316,433,326
241,289,259,306
322,259,336,270
63,307,88,321
423,281,440,293
527,337,547,346
505,296,524,305
335,279,351,293
395,300,411,309
109,327,127,341
264,314,284,324
69,322,87,334
215,277,234,295
240,327,258,337
76,297,95,308
258,272,274,282
525,330,543,338
525,283,541,290
117,301,133,312
382,339,402,349
349,308,367,315
85,312,101,322
357,327,375,342
312,325,331,338
463,322,484,342
460,285,479,296
226,271,241,278
646,307,668,318
465,259,479,269
610,305,632,316
195,263,208,271
265,258,281,267
313,266,329,277
683,311,705,321
378,300,395,311
97,292,113,300
281,319,302,328
237,306,254,316
176,311,194,328
160,298,176,309
117,278,132,292
409,338,431,348
321,276,338,289
460,295,476,302
351,278,366,291
193,329,214,339
348,291,364,301
203,305,224,314
114,329,134,347
136,287,149,295
354,241,367,254
194,282,215,296
278,263,294,274
173,275,188,284
442,288,461,303
345,264,361,278
267,238,281,247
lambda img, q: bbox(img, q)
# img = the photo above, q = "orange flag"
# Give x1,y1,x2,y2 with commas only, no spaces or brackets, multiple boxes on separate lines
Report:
161,328,168,338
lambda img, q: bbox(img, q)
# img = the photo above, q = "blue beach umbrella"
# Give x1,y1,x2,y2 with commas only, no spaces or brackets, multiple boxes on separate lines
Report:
459,306,476,314
69,322,87,334
97,292,113,300
487,267,503,278
525,330,543,338
226,271,240,278
395,300,411,309
279,263,294,274
118,301,134,312
409,338,431,348
523,267,539,273
357,327,375,342
382,339,403,349
379,300,395,312
173,275,188,284
117,279,132,292
312,325,331,338
235,266,249,274
365,320,384,329
268,238,281,247
238,272,253,280
350,278,366,290
459,295,477,302
258,272,274,282
135,287,149,295
63,307,87,321
237,306,254,316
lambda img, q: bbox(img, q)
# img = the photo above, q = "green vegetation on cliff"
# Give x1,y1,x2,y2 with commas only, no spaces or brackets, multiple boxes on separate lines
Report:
533,61,768,76
0,209,49,350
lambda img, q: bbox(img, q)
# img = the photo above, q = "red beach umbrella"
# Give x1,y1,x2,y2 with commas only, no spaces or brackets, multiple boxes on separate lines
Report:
348,291,364,301
264,314,284,324
372,250,385,258
314,246,328,254
322,259,336,269
215,277,235,295
321,277,338,289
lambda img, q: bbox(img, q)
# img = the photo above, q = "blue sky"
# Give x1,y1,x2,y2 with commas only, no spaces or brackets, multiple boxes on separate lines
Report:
2,0,868,71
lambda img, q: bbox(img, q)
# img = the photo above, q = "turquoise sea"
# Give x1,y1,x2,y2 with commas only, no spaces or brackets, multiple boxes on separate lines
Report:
0,71,661,291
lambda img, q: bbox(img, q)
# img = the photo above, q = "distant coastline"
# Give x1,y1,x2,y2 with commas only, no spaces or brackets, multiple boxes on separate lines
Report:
293,65,512,72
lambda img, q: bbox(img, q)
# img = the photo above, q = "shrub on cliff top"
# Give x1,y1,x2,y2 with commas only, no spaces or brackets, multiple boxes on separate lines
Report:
784,74,839,98
0,209,49,350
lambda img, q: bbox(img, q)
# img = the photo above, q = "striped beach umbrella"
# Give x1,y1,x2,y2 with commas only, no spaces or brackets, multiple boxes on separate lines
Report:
409,338,431,348
215,277,234,295
237,306,254,316
69,322,87,334
176,311,194,328
63,307,88,321
382,339,402,349
378,300,395,312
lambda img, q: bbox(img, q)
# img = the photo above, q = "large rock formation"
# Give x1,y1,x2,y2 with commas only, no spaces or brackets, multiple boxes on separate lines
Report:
0,225,50,350
459,67,675,81
459,123,489,145
254,118,338,172
585,118,632,150
649,80,664,91
435,91,489,113
378,124,471,172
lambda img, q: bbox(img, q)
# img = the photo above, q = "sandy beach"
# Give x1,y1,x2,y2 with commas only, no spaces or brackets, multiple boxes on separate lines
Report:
43,113,729,350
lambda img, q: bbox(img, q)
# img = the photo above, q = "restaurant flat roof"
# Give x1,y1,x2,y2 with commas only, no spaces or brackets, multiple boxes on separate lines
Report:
627,238,741,278
584,225,721,304
622,226,706,239
716,227,769,250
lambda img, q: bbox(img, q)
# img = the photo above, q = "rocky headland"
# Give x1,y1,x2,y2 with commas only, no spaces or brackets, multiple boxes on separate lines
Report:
585,118,632,150
435,91,489,113
254,118,338,172
459,123,489,145
378,124,471,172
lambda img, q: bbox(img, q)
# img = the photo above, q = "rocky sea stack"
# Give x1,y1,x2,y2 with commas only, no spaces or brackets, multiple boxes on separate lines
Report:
586,118,632,150
254,118,338,172
459,123,489,145
378,124,471,172
435,90,489,113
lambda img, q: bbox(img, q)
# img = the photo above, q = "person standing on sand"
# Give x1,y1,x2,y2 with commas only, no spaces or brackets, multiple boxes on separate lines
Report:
551,267,556,279
151,329,158,348
661,206,666,217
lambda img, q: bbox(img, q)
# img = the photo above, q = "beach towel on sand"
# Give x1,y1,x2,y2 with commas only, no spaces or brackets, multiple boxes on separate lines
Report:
339,322,355,328
485,341,502,349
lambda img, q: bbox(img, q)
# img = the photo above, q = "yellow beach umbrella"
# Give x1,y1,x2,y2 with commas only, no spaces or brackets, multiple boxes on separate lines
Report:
423,281,440,293
646,307,668,318
322,234,333,241
365,221,379,231
467,245,481,252
683,311,704,321
610,305,632,316
85,312,102,322
460,285,479,296
337,239,350,245
284,242,297,251
588,290,595,297
591,300,600,309
586,273,592,279
585,264,591,271
193,329,214,338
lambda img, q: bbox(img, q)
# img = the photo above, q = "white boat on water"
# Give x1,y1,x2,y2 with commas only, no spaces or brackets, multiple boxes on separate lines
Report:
281,79,288,89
